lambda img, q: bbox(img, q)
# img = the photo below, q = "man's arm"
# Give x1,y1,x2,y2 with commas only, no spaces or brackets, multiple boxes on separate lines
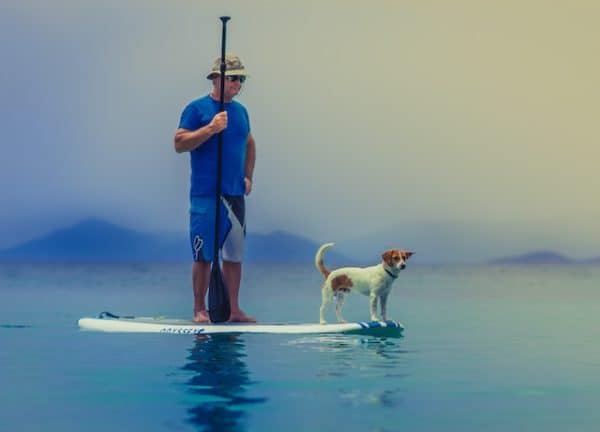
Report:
244,133,256,195
173,111,227,153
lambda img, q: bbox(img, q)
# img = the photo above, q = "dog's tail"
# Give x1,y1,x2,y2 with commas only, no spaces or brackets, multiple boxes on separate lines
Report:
315,242,335,278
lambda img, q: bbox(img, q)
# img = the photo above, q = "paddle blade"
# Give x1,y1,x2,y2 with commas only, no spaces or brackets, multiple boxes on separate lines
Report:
208,265,231,323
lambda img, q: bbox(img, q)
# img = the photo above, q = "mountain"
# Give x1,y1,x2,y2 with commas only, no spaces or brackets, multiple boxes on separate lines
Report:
1,218,597,265
245,230,351,265
339,221,600,265
581,257,600,265
0,219,350,264
488,251,574,265
0,219,186,263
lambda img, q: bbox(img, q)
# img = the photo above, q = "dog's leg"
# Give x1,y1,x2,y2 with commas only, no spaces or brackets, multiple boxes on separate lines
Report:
320,284,332,324
369,293,379,322
380,293,389,321
334,292,347,323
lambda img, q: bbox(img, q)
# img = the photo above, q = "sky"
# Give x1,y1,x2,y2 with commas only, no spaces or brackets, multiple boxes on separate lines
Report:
1,0,599,261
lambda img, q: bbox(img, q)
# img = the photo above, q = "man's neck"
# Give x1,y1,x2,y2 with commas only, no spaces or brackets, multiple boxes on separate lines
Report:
210,91,233,103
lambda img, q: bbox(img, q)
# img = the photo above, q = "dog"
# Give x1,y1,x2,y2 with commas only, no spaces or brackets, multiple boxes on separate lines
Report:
315,243,414,324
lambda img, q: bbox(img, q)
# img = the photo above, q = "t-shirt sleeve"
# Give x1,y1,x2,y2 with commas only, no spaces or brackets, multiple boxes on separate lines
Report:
243,106,251,133
178,103,201,131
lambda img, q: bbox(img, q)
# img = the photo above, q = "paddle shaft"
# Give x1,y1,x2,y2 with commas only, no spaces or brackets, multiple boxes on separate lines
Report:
213,16,230,263
208,16,232,323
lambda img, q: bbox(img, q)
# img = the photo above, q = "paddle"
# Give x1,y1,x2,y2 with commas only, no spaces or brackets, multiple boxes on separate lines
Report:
208,16,232,323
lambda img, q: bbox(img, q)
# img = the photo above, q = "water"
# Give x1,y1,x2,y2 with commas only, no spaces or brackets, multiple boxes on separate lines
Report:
1,262,600,431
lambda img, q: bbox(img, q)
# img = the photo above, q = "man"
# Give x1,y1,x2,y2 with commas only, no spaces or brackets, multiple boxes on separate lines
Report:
174,54,256,323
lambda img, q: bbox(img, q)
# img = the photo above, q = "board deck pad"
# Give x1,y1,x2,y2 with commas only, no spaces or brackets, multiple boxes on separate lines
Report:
78,312,404,337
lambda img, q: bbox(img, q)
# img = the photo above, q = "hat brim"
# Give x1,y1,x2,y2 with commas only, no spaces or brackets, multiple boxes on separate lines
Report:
206,69,249,80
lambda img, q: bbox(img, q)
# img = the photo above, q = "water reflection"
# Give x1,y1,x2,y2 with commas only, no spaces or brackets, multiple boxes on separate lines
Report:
307,336,411,410
286,334,412,380
182,334,266,432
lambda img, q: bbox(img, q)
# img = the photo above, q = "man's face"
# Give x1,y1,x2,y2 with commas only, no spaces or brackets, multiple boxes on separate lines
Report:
214,75,245,100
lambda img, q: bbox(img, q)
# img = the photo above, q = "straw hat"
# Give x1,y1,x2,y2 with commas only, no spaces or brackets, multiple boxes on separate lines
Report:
206,54,249,79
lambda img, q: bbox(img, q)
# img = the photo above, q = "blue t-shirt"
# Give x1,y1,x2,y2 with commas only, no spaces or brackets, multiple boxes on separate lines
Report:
178,95,250,196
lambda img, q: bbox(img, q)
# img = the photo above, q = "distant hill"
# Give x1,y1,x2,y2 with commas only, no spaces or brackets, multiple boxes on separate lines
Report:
489,251,574,265
1,218,598,265
338,221,600,264
581,257,600,265
0,219,185,263
245,230,350,265
0,218,350,264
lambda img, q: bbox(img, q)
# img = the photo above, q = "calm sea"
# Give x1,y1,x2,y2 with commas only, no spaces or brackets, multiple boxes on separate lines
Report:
1,262,600,431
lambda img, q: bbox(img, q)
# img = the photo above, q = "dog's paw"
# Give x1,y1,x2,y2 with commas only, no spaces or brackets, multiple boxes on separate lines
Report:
320,320,328,325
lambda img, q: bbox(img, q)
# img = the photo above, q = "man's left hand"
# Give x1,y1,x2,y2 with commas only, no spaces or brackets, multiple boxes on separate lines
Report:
244,177,253,195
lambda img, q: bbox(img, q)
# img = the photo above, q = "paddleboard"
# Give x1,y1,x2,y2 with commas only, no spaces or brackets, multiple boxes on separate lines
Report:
78,312,403,337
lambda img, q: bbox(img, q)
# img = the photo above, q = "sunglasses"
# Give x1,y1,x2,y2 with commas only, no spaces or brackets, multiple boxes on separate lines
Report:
225,75,246,83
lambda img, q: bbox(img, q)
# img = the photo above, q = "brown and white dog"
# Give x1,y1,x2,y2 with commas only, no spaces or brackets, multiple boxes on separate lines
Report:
315,243,414,324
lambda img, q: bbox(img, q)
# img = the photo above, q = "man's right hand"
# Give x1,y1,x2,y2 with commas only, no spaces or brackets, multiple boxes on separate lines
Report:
209,111,228,134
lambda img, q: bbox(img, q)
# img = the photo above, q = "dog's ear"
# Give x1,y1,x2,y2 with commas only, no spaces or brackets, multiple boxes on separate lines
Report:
405,251,415,259
382,250,393,264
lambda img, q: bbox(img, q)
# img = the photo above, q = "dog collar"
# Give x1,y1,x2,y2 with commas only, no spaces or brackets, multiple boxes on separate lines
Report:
384,267,399,279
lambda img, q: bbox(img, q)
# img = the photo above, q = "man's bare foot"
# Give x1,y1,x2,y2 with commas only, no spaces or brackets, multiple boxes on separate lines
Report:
228,311,257,323
193,310,211,323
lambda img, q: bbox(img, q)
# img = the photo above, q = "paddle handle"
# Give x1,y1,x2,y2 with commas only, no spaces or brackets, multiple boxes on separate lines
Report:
218,16,230,112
